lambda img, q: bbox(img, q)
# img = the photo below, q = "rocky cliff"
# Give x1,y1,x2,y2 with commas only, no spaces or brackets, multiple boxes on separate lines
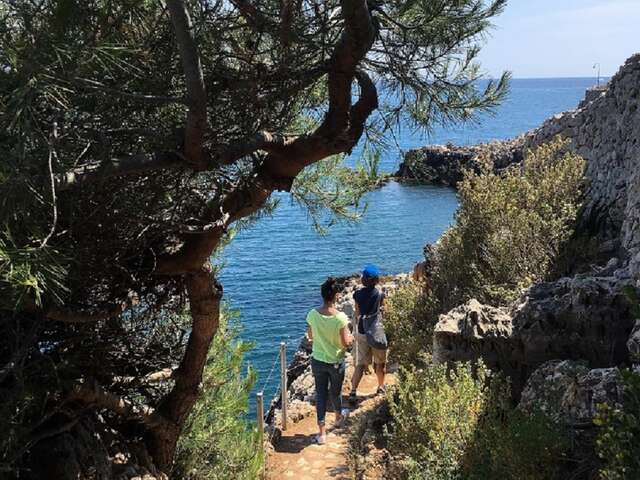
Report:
431,54,640,422
400,55,640,258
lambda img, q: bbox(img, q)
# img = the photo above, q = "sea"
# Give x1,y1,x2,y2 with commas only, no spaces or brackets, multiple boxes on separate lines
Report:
218,77,603,412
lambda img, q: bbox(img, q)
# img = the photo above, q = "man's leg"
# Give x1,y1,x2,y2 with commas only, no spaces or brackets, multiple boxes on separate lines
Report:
374,362,386,388
373,348,388,391
351,364,365,394
350,335,371,396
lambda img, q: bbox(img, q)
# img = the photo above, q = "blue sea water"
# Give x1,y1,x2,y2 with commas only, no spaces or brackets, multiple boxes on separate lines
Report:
219,77,602,409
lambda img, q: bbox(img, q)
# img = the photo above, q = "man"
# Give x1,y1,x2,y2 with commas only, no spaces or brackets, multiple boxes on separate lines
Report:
349,264,387,402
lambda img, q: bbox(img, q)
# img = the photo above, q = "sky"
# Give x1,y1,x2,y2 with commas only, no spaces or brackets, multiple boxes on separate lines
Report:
478,0,640,78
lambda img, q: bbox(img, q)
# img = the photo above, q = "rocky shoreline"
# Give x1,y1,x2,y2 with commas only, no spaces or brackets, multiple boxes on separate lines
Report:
394,137,525,187
265,273,410,441
394,84,613,189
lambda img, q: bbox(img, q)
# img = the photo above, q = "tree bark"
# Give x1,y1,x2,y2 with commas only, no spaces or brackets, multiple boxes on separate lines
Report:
146,265,223,471
167,0,209,170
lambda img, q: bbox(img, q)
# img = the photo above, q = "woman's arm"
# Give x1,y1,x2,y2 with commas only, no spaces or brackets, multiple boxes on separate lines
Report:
340,326,353,348
307,325,313,341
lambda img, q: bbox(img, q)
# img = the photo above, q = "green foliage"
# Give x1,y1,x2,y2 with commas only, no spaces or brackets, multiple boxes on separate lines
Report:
174,308,263,480
374,0,510,133
595,370,640,480
431,137,586,308
623,286,640,320
388,362,568,480
291,152,383,234
0,232,69,309
389,362,488,479
383,139,586,369
0,316,60,475
466,409,568,480
384,280,436,366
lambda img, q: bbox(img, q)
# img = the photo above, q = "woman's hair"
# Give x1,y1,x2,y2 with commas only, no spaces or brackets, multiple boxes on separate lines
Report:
321,277,341,302
362,276,379,288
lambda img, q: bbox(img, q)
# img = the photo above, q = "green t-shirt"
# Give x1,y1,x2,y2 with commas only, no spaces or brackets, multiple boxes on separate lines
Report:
306,309,349,364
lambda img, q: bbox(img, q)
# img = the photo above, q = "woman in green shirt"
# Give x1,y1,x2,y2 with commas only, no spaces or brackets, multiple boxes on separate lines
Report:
306,277,353,444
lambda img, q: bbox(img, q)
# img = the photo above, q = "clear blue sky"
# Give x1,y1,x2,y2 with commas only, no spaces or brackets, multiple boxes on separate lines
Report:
478,0,639,78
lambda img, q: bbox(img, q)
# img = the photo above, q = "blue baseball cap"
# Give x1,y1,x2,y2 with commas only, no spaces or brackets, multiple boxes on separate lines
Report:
362,264,380,278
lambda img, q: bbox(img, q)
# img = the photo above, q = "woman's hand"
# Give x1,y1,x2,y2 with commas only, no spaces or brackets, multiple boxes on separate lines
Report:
340,326,353,348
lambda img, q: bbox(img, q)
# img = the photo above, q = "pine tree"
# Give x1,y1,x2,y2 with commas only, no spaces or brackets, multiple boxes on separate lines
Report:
0,0,509,475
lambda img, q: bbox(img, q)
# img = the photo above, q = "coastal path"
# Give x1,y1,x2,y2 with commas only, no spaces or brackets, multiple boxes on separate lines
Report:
265,360,395,479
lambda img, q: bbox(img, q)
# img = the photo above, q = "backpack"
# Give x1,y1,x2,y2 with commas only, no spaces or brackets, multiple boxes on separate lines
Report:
360,311,388,350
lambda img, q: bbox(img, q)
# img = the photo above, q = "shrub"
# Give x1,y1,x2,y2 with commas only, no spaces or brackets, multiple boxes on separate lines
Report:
387,362,568,480
388,362,488,479
384,280,436,366
173,309,263,480
595,370,640,480
431,137,586,309
383,139,585,369
466,409,568,480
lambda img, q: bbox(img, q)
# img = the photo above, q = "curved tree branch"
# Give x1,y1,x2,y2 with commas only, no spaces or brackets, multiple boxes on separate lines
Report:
54,132,295,190
167,0,209,169
155,0,379,276
55,152,183,191
68,378,166,428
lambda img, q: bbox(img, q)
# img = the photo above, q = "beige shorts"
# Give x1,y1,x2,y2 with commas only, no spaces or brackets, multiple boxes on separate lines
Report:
354,333,388,366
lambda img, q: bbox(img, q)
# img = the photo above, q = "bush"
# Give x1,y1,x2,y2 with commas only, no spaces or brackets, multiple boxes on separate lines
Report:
466,409,568,480
389,362,488,479
384,280,436,366
387,362,568,480
431,137,586,309
173,309,263,480
595,370,640,480
383,139,585,369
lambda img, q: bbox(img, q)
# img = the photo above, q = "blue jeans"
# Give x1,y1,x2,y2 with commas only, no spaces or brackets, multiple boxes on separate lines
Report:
311,357,345,426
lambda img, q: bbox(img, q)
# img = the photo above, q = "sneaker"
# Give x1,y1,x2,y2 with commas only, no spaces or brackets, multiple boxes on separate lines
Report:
315,434,326,445
336,408,350,428
348,391,358,404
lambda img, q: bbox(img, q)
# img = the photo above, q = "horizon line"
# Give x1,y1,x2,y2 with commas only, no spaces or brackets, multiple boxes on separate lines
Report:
485,75,611,81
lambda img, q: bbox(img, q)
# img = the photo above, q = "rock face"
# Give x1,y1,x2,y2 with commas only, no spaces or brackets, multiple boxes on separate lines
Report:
433,299,512,369
432,55,640,403
518,360,623,426
396,138,525,187
434,265,636,396
526,54,640,250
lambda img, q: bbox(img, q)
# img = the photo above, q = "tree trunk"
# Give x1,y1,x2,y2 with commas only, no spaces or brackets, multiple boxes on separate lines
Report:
147,265,223,472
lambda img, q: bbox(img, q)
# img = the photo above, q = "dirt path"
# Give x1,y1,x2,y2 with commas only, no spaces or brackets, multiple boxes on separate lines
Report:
266,364,394,480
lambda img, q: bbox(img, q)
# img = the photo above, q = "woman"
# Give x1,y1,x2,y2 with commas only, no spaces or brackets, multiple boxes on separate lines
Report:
349,264,387,402
306,277,353,445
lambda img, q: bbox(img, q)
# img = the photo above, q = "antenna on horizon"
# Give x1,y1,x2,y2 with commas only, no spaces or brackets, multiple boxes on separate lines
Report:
593,63,601,86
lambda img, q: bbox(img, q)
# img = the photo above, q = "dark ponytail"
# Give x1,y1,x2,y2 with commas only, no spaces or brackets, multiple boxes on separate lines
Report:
321,277,340,302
